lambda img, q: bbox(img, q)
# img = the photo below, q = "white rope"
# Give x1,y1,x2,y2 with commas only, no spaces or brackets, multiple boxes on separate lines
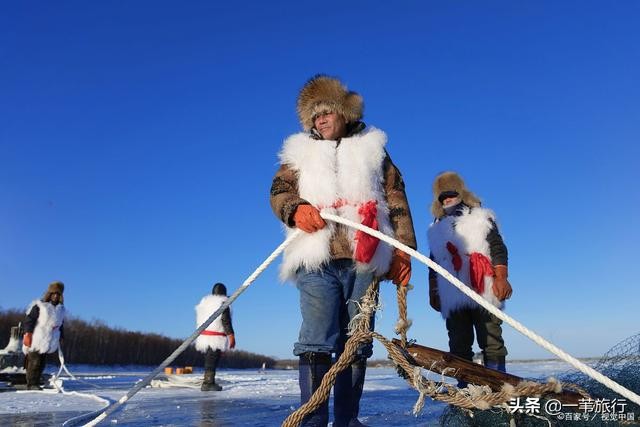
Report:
82,230,302,427
53,348,101,389
79,212,640,426
320,212,640,407
45,349,115,426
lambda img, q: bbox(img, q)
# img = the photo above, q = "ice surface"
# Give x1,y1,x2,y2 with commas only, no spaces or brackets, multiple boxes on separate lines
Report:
0,360,584,426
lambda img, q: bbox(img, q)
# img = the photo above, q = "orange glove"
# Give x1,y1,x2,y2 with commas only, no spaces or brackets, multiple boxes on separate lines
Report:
228,334,236,349
387,249,411,286
429,276,441,312
492,265,513,301
23,332,33,347
293,205,326,233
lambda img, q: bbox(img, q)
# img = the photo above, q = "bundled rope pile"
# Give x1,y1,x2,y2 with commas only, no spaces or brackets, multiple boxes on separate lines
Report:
282,275,590,427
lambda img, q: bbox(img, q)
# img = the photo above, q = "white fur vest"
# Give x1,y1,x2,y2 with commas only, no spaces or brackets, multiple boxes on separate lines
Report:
194,294,229,353
23,300,65,355
427,207,502,319
278,127,394,281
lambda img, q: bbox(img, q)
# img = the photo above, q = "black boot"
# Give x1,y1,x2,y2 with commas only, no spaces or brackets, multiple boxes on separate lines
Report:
201,369,223,391
334,358,368,427
484,355,506,373
202,349,223,391
299,352,331,427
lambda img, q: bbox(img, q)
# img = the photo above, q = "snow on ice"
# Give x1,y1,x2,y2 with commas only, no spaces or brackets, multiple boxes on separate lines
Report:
0,361,578,426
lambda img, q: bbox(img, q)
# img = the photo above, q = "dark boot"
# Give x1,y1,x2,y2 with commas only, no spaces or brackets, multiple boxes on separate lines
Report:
201,369,223,391
299,352,331,427
484,355,506,373
202,349,223,391
334,358,368,427
26,352,44,390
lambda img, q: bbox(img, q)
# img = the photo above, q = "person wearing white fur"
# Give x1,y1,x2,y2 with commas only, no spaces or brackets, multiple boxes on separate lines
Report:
195,282,235,391
270,75,417,427
22,281,66,390
427,171,512,379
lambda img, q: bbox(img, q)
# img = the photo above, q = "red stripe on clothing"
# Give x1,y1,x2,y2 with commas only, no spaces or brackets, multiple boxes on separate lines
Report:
200,330,227,337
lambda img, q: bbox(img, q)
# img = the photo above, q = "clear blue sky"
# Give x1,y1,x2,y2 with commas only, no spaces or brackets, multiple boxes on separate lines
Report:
1,1,639,361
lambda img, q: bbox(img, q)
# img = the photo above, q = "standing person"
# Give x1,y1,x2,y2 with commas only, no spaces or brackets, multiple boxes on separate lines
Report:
427,171,512,378
22,281,66,390
270,75,417,426
195,282,236,391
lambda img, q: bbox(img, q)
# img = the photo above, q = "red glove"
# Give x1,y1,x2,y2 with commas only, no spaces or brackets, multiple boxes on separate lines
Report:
429,276,441,312
228,334,236,349
387,249,412,286
23,332,33,347
293,205,326,233
492,265,513,301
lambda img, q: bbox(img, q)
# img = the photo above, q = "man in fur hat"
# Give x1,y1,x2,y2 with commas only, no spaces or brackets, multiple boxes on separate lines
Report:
195,282,235,391
427,172,512,378
22,281,66,390
270,75,417,426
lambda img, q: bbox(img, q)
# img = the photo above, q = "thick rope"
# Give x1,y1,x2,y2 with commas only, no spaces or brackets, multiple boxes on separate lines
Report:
43,349,116,427
320,213,640,407
282,280,380,427
82,212,639,426
395,285,411,347
282,278,584,426
82,230,302,427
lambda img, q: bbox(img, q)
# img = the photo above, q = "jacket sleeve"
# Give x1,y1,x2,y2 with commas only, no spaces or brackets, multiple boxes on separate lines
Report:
488,219,508,266
382,153,417,250
221,308,235,335
270,164,310,227
23,305,40,334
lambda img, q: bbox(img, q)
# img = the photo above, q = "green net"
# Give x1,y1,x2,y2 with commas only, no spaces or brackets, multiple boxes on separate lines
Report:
440,332,640,426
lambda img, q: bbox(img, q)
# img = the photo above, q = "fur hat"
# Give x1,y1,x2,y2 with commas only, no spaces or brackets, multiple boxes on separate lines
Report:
43,280,65,303
430,171,481,218
297,75,364,131
211,282,227,296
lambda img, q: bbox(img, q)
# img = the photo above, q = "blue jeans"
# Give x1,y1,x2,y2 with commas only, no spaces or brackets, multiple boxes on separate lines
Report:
293,259,376,358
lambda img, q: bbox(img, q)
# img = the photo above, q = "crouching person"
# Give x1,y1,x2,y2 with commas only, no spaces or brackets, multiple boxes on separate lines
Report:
22,281,66,390
195,283,236,391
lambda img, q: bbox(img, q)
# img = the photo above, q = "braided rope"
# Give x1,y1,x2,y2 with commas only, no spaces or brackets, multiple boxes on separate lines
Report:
395,285,411,347
282,280,380,427
320,213,640,407
283,276,587,427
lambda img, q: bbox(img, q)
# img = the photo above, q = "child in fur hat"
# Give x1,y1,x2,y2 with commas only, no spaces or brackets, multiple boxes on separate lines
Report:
270,75,417,426
427,172,512,379
22,281,66,390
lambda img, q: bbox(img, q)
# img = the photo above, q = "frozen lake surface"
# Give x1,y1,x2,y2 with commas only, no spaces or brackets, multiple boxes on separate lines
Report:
0,360,597,426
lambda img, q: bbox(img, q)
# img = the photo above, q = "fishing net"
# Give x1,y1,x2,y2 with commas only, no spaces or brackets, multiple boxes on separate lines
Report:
440,332,640,426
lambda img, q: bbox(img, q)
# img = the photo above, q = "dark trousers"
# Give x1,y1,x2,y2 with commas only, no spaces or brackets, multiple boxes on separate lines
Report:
204,348,221,371
25,351,48,387
446,307,507,362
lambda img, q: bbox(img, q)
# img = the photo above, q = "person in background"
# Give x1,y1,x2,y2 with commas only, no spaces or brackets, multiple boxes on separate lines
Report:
23,281,66,390
270,75,417,426
427,171,512,381
195,282,235,391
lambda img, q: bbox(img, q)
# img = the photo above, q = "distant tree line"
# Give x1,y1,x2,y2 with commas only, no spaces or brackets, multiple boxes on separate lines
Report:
0,308,275,369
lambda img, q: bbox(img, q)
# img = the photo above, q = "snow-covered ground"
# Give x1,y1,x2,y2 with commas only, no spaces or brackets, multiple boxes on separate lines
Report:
0,360,588,426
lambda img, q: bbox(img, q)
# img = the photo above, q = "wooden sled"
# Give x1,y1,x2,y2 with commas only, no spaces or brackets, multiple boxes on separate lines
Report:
392,339,585,404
